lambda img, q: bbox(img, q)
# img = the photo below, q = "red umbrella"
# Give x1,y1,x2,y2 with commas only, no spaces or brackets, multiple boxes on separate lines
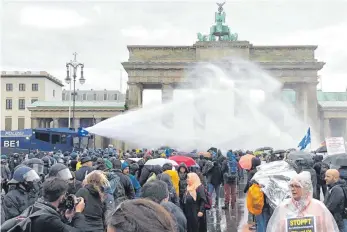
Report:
239,154,255,170
169,155,197,167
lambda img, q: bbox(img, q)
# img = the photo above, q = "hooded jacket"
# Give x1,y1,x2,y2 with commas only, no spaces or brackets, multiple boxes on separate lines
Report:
177,163,189,198
138,165,162,186
163,163,180,196
157,173,180,206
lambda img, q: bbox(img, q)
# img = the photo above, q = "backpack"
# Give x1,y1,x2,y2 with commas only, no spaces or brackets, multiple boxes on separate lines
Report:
111,173,127,203
320,163,330,181
224,154,238,183
203,186,212,210
246,183,264,215
1,204,51,232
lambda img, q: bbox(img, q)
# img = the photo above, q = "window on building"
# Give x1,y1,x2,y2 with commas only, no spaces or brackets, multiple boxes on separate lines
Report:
62,93,66,100
83,93,87,100
5,99,12,110
19,83,26,91
18,99,25,110
53,90,55,97
32,83,39,91
5,117,12,131
18,118,25,130
31,98,38,104
93,93,97,101
114,94,118,100
6,84,13,91
104,93,108,100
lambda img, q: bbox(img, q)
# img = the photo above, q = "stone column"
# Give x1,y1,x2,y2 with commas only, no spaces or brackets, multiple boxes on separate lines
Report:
162,83,174,127
38,119,44,128
306,84,319,139
94,118,103,148
324,118,331,139
31,118,40,129
52,118,59,128
44,119,49,128
127,83,143,109
295,84,308,123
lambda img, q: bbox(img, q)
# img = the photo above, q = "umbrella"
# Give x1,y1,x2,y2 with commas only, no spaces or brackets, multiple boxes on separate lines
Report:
323,153,347,167
239,154,255,170
145,158,178,167
316,145,327,153
169,156,197,167
286,151,313,162
272,149,286,154
255,147,273,152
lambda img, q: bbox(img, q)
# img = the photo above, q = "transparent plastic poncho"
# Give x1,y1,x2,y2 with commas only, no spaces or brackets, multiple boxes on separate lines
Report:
251,160,297,209
266,171,339,232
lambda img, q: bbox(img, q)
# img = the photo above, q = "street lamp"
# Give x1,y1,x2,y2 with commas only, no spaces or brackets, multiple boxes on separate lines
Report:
65,52,85,130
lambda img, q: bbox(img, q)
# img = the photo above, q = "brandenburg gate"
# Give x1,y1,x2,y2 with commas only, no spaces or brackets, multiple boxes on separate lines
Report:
122,3,324,137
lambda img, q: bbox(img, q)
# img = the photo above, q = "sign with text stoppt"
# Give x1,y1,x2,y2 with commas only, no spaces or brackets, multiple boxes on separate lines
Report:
286,216,315,232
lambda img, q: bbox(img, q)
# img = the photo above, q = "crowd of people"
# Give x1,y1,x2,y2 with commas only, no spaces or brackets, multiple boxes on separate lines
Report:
0,147,243,232
0,147,347,232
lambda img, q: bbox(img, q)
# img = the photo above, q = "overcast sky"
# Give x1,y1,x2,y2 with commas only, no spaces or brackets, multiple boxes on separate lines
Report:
1,0,347,105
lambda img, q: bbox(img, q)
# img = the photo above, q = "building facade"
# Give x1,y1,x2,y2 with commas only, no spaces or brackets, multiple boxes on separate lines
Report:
121,3,346,144
62,89,125,102
1,71,63,131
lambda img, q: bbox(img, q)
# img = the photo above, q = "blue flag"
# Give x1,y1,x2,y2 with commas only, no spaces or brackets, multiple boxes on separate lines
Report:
298,128,311,150
78,127,89,137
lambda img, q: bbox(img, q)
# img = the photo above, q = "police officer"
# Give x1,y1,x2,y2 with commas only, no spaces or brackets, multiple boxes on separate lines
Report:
2,166,41,220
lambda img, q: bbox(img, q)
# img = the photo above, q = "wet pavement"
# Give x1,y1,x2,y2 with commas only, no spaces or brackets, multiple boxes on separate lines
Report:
207,181,248,232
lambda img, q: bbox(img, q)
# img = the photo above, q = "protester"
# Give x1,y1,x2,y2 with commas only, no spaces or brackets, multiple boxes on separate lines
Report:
76,170,111,232
141,180,187,232
324,169,345,231
266,171,339,232
106,198,177,232
183,172,207,232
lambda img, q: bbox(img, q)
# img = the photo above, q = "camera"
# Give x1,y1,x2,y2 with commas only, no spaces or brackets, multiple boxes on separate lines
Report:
61,194,81,210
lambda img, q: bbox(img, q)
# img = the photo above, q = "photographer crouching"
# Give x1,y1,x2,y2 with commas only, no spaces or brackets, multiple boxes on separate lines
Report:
30,177,86,231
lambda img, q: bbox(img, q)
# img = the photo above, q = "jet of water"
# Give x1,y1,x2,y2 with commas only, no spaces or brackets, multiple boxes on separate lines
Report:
86,58,307,151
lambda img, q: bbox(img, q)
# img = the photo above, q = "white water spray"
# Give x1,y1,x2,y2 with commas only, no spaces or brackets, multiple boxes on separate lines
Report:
87,58,307,150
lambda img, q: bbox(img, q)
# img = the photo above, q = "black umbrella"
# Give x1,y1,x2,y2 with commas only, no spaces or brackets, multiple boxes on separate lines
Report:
316,145,327,153
323,153,347,166
255,147,273,152
286,151,313,162
273,149,286,155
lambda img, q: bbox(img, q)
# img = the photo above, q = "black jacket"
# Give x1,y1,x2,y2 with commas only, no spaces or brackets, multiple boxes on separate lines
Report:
205,162,223,186
110,169,135,200
31,199,86,232
75,185,106,232
243,157,261,193
75,166,94,182
138,165,162,186
177,163,189,198
324,179,345,230
2,185,38,220
161,201,187,232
